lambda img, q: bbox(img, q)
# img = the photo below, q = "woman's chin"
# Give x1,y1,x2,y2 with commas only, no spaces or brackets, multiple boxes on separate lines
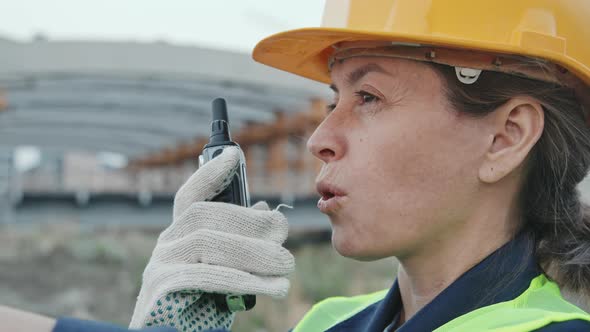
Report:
331,230,384,261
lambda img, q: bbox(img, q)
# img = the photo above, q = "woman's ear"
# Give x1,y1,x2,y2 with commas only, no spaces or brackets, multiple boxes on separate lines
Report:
479,97,544,183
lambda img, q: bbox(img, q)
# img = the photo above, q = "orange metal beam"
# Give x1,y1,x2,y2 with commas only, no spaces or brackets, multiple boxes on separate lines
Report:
0,90,7,112
128,99,327,169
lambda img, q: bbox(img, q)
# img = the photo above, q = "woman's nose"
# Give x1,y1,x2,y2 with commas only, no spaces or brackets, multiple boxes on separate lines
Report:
307,119,345,163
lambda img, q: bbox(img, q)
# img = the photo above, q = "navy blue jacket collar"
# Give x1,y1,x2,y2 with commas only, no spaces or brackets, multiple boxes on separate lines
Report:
328,230,541,332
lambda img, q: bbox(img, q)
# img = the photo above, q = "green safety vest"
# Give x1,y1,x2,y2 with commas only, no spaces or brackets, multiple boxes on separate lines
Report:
293,274,590,332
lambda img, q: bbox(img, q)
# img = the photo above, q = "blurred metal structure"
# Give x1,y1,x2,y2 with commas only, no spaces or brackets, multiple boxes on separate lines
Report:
0,37,326,157
0,37,329,227
0,148,14,223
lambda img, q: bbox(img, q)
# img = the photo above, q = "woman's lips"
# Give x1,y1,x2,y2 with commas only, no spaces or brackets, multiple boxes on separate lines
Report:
316,181,348,213
317,195,347,213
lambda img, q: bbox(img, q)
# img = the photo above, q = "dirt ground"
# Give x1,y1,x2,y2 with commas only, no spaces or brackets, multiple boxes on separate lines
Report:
0,223,397,331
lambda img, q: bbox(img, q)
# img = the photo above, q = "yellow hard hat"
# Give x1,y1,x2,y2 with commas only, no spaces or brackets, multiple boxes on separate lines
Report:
253,0,590,106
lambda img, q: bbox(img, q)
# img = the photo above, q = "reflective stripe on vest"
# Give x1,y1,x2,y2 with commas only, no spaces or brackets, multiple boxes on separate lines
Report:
293,274,590,331
292,289,388,332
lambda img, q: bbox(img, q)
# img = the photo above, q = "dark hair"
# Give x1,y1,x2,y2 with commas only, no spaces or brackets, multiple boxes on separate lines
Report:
431,63,590,299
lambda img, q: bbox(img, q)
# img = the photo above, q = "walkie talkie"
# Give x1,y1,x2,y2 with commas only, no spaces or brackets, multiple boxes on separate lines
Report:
198,98,255,312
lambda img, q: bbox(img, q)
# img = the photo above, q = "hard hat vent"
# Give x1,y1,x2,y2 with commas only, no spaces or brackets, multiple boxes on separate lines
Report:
455,67,482,84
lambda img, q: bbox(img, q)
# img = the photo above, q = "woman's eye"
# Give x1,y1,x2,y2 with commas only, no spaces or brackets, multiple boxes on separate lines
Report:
356,91,378,104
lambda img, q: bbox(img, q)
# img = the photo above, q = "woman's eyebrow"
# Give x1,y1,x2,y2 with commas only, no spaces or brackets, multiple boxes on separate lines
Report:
346,63,390,86
330,63,390,92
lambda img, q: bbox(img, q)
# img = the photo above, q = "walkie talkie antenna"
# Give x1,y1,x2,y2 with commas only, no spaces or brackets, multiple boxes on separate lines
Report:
208,98,231,144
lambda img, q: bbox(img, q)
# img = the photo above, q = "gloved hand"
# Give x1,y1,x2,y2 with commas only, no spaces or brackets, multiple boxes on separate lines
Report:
129,147,294,331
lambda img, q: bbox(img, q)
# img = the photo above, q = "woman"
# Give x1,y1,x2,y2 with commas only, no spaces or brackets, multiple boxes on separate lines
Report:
130,0,590,331
252,1,590,330
9,0,590,331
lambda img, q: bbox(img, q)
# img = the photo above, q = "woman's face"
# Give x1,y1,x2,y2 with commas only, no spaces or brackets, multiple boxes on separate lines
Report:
308,57,490,260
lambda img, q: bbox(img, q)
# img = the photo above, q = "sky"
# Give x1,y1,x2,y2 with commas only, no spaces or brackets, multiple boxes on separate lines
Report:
1,0,325,52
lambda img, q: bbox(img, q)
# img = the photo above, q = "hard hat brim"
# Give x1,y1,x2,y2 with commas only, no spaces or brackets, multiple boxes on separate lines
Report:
252,27,590,89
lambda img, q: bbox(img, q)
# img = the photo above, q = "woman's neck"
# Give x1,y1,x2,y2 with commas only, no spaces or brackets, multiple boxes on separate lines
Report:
393,170,524,323
395,216,514,323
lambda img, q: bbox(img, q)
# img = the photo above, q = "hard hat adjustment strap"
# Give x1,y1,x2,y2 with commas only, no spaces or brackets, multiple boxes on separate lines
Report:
330,44,562,85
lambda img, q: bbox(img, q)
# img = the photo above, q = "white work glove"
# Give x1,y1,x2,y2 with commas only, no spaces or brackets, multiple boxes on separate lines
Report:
129,146,294,331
